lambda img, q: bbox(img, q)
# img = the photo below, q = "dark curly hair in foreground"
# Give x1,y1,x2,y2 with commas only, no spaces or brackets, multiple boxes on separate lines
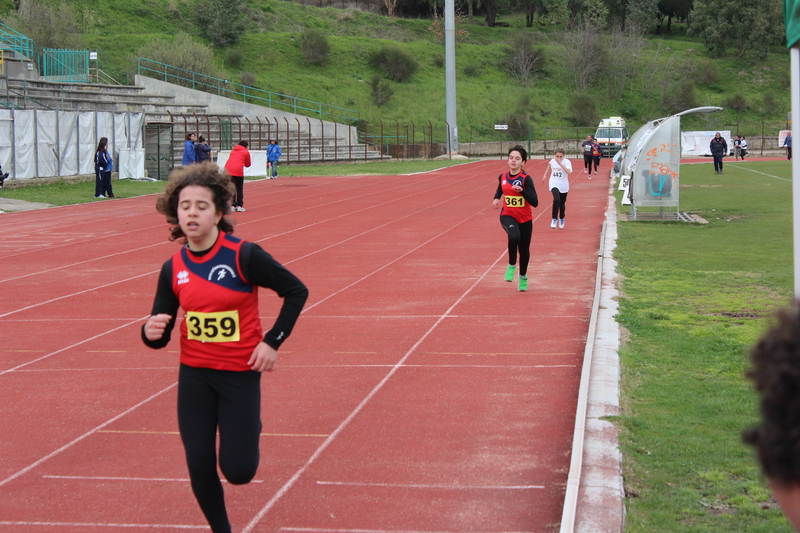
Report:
156,163,236,242
743,306,800,486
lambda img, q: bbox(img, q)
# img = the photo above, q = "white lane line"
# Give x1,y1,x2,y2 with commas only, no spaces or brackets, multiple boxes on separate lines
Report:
0,271,157,319
732,165,791,181
0,383,176,488
0,521,206,529
42,475,263,483
0,318,147,375
315,481,544,490
241,251,507,533
278,527,533,533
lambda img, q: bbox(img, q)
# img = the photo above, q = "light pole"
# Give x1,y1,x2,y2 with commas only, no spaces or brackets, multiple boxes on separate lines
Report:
444,0,458,154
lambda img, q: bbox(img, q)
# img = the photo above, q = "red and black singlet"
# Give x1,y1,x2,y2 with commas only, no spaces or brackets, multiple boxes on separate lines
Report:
499,171,533,223
171,232,264,371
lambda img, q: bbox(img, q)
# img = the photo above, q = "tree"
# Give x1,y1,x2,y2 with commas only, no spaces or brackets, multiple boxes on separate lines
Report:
585,0,609,29
5,0,85,50
689,0,783,59
657,0,692,32
626,0,659,33
551,20,608,90
484,0,510,27
194,0,248,48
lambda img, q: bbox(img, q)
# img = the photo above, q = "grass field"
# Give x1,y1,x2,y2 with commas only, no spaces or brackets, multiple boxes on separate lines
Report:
615,159,795,532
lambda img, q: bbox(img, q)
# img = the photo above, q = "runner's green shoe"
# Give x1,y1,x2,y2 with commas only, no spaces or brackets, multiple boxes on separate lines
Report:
518,275,528,292
504,265,516,282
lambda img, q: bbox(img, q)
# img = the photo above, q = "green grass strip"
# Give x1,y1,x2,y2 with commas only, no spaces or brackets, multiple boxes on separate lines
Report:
616,159,795,532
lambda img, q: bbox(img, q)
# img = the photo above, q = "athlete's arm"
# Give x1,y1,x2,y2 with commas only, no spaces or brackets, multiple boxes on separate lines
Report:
141,261,179,349
242,243,309,350
493,176,503,208
521,176,538,208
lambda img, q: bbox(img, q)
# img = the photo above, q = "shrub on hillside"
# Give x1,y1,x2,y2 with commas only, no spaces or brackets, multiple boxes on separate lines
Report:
761,91,783,116
370,75,394,106
570,93,597,127
300,29,331,65
433,54,445,68
134,33,224,81
661,80,698,115
193,0,248,48
726,93,750,112
505,33,545,87
463,64,481,78
689,58,719,85
240,72,257,86
368,45,418,83
226,49,244,69
3,1,85,50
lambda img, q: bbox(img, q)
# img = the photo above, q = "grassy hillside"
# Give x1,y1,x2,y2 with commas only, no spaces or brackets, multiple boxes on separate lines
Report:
0,0,791,142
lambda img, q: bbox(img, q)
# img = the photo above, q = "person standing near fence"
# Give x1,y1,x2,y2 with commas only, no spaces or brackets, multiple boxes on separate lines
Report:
543,148,573,230
734,135,742,161
95,137,115,199
225,141,251,212
740,136,748,160
183,133,198,166
196,136,212,163
141,163,308,533
492,145,539,292
266,138,281,179
786,132,793,161
710,132,727,175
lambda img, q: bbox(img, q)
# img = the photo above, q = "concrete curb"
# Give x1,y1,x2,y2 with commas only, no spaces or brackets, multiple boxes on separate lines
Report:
575,190,624,532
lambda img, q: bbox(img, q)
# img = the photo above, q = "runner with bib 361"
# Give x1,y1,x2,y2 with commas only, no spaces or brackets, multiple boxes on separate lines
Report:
492,145,539,292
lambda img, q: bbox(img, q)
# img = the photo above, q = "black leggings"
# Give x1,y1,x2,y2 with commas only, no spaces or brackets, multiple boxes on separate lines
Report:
500,215,532,277
551,188,568,220
231,175,244,207
178,364,262,533
583,154,593,171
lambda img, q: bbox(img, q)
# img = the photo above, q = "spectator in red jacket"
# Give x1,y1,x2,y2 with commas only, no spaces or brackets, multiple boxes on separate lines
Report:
225,141,251,212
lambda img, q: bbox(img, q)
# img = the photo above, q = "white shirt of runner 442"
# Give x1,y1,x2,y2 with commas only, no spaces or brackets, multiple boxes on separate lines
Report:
548,158,572,193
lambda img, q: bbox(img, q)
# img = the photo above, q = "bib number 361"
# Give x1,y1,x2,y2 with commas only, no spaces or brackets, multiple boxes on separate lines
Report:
186,310,240,342
504,195,525,207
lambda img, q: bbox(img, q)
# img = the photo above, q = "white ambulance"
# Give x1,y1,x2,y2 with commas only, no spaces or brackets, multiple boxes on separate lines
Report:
594,117,629,156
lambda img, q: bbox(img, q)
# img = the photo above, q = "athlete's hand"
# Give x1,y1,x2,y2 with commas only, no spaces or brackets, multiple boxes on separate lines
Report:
511,185,523,192
249,342,278,372
492,198,501,209
144,314,172,341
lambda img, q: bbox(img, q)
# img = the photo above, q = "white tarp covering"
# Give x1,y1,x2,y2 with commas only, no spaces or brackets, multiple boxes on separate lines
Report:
0,109,145,180
630,115,681,208
216,150,271,177
681,130,733,156
117,149,146,179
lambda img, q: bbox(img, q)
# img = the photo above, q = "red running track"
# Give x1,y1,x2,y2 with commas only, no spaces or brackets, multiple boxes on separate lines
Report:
0,159,609,532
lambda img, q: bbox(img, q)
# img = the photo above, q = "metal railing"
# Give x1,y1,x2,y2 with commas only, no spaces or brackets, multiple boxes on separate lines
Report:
137,58,359,125
0,22,35,60
41,48,89,82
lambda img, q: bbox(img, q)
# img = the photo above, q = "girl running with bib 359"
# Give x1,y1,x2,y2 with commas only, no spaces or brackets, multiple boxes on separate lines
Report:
142,164,308,533
492,145,539,292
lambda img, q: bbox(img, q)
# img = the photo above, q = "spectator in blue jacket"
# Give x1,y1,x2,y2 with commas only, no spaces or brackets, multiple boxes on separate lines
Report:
195,135,212,163
785,132,793,161
95,137,115,198
182,133,198,166
266,138,281,179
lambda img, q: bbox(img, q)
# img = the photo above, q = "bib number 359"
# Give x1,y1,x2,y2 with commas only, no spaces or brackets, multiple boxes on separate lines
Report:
186,310,240,342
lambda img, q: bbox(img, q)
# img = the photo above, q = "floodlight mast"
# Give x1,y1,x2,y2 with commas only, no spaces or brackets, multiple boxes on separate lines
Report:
444,0,458,154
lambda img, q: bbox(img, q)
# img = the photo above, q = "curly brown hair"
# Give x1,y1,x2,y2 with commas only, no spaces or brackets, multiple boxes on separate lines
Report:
156,163,236,242
743,305,800,485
